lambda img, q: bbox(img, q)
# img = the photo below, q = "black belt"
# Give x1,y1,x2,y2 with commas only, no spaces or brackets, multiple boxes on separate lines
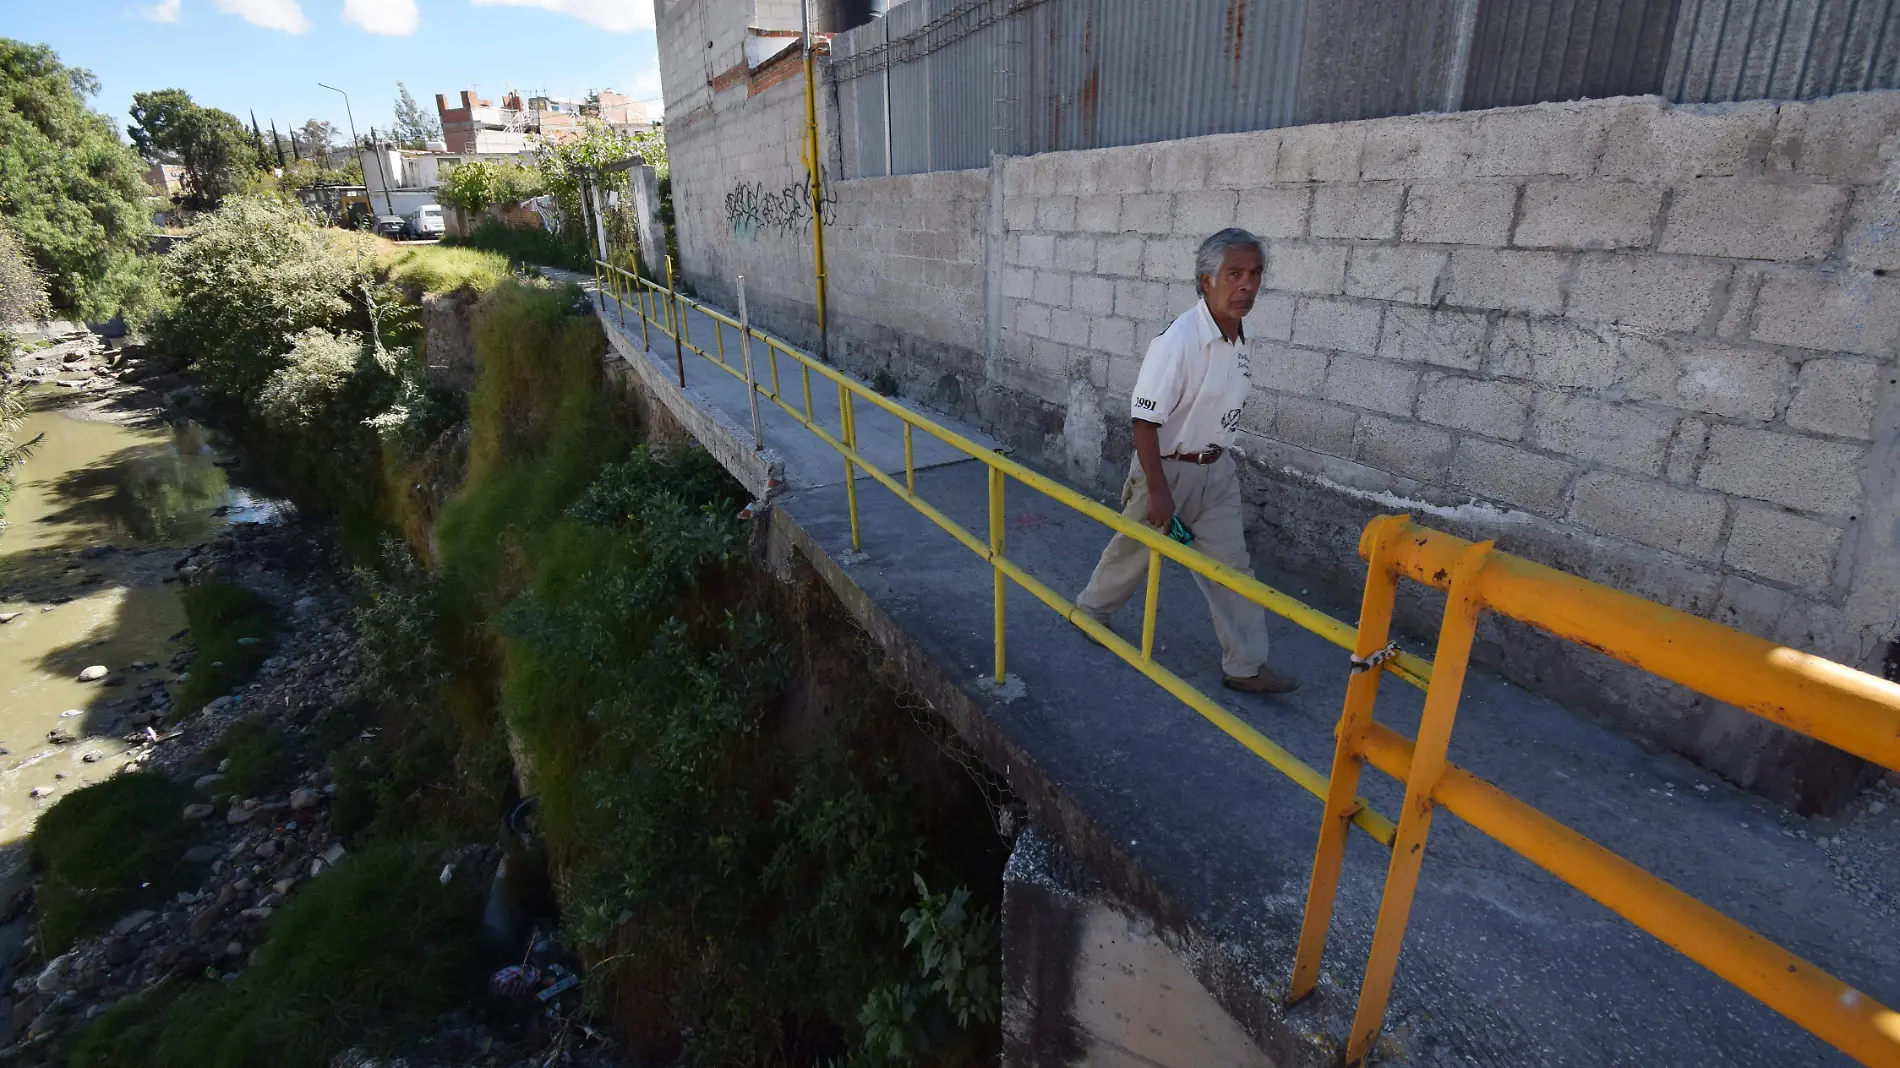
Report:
1166,447,1223,465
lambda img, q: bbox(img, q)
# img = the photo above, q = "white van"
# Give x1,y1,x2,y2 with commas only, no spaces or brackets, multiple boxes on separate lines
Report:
403,204,445,239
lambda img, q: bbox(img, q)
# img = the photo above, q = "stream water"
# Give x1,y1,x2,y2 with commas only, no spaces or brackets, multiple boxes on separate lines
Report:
0,383,281,890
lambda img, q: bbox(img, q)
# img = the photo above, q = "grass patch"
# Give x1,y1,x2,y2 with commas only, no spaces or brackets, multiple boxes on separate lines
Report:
191,720,295,798
64,837,488,1068
177,580,279,713
29,775,202,956
378,244,512,297
444,219,589,274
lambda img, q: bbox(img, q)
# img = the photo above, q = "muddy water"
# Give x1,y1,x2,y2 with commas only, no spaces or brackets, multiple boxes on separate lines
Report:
0,385,279,882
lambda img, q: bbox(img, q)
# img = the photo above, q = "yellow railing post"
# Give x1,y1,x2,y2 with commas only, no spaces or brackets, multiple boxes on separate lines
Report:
1345,539,1493,1065
840,383,861,551
1139,548,1161,662
615,269,626,330
903,423,915,494
990,465,1006,684
1291,513,1409,1003
665,257,686,388
637,278,651,352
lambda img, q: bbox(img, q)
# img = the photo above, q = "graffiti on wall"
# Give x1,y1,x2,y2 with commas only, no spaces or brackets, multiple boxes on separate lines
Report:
725,169,838,240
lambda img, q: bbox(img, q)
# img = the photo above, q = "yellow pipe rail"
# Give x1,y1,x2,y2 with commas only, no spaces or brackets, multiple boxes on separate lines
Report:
593,261,1900,1066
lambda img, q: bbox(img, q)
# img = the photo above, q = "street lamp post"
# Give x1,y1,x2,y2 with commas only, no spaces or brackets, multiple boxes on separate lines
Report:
318,82,394,217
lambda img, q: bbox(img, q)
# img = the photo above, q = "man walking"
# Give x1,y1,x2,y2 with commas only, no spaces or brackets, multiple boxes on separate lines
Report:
1075,228,1297,695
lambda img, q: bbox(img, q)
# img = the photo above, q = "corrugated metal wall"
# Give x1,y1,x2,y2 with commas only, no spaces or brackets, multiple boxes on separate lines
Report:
832,0,1900,178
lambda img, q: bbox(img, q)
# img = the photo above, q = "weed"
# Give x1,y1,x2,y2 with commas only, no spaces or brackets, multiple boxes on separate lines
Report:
28,775,202,955
191,720,294,798
64,837,488,1068
445,219,589,273
177,581,279,713
378,244,512,297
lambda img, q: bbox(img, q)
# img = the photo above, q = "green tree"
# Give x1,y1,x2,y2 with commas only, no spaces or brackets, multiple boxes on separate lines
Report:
391,82,439,148
0,39,154,317
129,88,257,211
296,118,339,159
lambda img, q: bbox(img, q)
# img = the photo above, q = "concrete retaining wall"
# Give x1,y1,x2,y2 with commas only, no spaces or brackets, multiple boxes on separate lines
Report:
660,16,1900,811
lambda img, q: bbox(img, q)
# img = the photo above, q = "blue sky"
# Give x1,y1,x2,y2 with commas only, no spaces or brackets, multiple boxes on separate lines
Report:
8,0,663,144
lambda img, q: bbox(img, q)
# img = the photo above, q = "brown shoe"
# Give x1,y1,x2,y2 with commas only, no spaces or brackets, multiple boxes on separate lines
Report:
1223,667,1300,695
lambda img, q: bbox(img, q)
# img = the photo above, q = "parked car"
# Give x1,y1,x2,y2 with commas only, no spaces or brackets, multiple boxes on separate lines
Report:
402,204,446,240
372,216,406,239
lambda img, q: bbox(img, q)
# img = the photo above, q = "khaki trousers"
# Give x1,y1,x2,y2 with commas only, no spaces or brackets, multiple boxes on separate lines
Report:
1076,454,1273,678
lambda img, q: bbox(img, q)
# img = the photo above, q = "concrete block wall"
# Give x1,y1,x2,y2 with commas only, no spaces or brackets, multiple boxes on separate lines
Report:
659,33,1900,808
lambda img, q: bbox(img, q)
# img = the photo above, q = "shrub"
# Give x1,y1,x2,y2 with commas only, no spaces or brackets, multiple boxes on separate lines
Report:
149,196,353,404
178,580,279,712
29,775,202,955
191,719,294,798
64,837,489,1068
378,244,511,297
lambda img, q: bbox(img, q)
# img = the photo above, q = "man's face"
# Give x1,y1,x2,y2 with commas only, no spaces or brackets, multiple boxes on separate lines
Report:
1202,246,1263,320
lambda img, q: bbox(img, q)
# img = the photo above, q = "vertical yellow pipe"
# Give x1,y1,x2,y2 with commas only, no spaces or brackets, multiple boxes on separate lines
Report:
802,6,829,362
990,466,1006,684
637,278,650,352
1139,547,1161,661
840,382,861,551
1345,540,1494,1065
665,257,685,387
1291,514,1409,1001
904,423,915,494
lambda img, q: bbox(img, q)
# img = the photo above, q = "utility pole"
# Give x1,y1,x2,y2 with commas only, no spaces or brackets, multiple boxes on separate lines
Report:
801,0,829,362
318,82,394,217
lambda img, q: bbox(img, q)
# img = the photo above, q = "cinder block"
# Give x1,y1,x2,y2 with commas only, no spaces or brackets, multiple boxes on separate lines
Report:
1569,256,1730,332
1417,374,1533,439
1473,102,1614,177
1698,425,1866,514
1165,281,1201,315
1271,397,1358,456
1072,275,1116,315
1345,245,1446,305
1142,236,1195,281
1052,153,1092,196
1097,235,1145,277
1075,194,1123,233
1015,301,1052,338
1174,190,1240,234
1016,233,1055,269
1311,182,1404,240
1786,358,1881,439
1489,317,1620,388
1265,241,1347,295
1034,270,1073,307
1751,273,1900,356
1096,146,1155,195
1275,123,1364,183
1235,187,1311,239
1152,140,1210,191
1250,291,1295,341
1322,354,1419,416
1769,91,1900,184
1001,266,1035,300
1089,315,1136,357
1596,99,1777,180
1513,181,1663,250
1055,235,1097,272
1292,298,1382,355
1569,471,1729,559
1843,187,1900,272
1253,341,1328,396
1005,193,1037,232
1379,306,1487,371
1531,394,1676,475
1206,130,1278,188
1658,180,1850,261
1049,306,1090,343
1360,115,1473,180
1723,505,1843,588
1115,278,1169,321
1354,413,1454,482
1450,438,1575,513
1445,249,1567,315
1120,193,1174,235
1401,182,1517,246
1623,338,1787,421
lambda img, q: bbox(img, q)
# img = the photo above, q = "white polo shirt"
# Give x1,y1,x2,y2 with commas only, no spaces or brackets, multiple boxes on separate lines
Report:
1129,299,1253,455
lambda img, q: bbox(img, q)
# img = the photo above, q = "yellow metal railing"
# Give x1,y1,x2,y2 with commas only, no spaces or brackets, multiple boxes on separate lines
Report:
592,259,1900,1066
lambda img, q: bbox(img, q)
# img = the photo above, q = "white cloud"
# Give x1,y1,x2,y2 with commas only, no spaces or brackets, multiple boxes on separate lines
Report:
344,0,419,34
469,0,653,33
215,0,308,32
139,0,183,22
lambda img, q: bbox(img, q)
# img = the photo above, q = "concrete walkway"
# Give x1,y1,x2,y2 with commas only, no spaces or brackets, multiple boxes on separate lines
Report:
591,283,1899,1067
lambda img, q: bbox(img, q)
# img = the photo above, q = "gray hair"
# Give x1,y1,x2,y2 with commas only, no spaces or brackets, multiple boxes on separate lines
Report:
1194,227,1264,293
